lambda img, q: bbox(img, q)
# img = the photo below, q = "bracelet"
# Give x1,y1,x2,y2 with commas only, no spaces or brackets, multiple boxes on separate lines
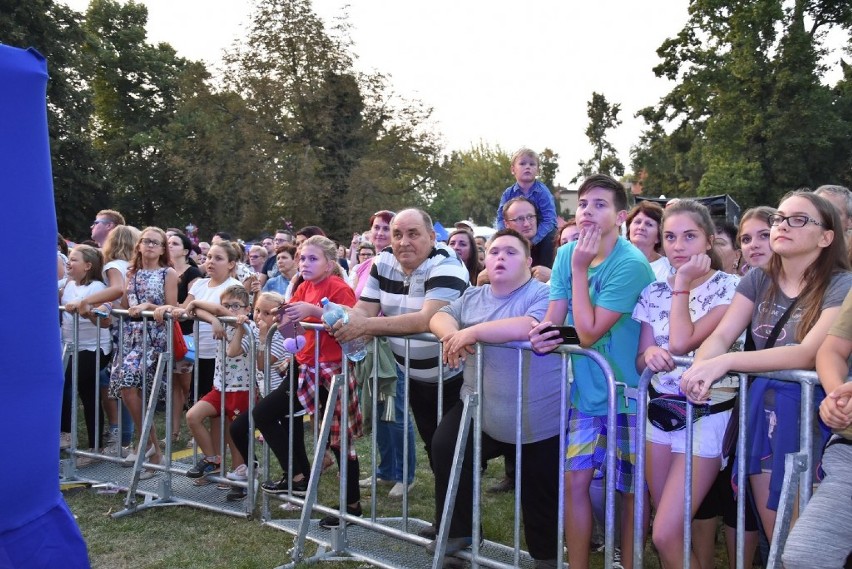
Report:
671,290,690,296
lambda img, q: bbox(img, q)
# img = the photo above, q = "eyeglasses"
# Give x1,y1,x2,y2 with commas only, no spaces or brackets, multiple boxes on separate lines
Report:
359,251,375,258
506,214,537,224
91,219,111,227
140,238,163,247
222,302,247,310
767,214,825,228
249,255,262,259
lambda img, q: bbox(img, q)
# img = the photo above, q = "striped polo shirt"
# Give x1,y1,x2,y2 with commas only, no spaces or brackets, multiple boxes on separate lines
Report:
360,242,469,383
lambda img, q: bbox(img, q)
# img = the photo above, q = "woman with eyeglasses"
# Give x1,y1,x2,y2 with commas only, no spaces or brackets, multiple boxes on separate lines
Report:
347,242,376,289
681,191,852,543
108,227,178,477
248,245,268,276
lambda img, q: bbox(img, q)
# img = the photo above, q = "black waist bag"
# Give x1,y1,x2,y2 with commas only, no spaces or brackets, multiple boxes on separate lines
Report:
647,385,735,432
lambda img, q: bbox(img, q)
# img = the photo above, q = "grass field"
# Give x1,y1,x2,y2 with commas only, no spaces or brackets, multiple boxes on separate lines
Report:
65,415,556,569
64,409,747,568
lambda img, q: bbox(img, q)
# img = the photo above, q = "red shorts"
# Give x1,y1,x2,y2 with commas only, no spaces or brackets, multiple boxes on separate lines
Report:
199,389,251,422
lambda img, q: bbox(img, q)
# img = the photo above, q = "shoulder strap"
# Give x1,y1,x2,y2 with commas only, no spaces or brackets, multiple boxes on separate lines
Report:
764,297,799,349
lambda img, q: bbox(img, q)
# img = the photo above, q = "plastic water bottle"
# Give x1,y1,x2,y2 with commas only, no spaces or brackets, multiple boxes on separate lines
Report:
320,297,367,362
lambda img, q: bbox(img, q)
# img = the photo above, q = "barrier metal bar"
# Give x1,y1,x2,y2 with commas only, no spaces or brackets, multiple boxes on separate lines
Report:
366,335,380,522
403,338,413,527
94,313,103,454
78,310,258,518
472,343,484,568
254,321,277,516
161,312,175,502
268,332,618,569
259,323,325,519
59,310,112,477
684,393,694,569
431,392,477,569
557,351,571,569
257,323,274,520
71,311,80,462
60,309,137,483
512,346,524,567
733,371,747,569
633,356,825,569
289,371,344,561
431,340,617,569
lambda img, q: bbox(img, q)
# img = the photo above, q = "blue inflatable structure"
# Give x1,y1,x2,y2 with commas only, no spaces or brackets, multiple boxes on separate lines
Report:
0,45,90,569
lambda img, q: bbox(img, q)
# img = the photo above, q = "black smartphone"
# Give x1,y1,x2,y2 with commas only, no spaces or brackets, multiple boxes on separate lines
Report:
541,325,581,345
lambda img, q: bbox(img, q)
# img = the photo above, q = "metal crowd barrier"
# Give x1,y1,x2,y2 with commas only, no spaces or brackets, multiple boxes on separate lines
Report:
60,309,261,519
63,311,632,568
266,333,624,569
632,355,826,569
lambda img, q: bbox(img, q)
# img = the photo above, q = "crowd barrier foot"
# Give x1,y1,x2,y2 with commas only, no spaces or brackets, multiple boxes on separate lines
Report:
60,452,255,519
265,516,543,569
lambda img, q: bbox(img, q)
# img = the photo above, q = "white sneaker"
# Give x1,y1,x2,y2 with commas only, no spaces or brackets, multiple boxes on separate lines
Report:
226,464,248,481
122,444,155,467
359,475,393,488
60,432,72,450
388,480,415,499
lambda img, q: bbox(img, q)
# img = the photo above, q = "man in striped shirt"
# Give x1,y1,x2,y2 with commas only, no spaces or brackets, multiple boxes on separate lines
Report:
332,208,469,468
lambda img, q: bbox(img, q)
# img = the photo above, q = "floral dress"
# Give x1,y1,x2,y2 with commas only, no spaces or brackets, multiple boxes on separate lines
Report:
109,268,169,400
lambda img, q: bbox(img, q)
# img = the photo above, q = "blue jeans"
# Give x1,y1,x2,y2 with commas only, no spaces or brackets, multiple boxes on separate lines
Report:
374,367,416,483
99,366,133,445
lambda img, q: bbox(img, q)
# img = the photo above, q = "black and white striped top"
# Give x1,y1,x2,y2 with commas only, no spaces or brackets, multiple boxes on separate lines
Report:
360,243,469,383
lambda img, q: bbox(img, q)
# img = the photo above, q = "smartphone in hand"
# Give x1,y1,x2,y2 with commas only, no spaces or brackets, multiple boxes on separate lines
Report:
541,325,581,345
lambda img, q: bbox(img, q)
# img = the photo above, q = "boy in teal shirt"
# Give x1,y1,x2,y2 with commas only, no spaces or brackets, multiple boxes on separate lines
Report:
530,174,653,569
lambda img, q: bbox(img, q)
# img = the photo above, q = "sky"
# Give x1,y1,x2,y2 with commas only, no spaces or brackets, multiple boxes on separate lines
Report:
55,0,842,189
58,0,698,188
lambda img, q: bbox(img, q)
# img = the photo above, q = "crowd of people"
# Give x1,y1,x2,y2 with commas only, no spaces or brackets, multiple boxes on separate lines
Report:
58,148,852,569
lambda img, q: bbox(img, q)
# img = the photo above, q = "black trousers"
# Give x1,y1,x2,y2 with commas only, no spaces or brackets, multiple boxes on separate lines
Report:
61,350,108,449
230,371,310,479
316,383,361,505
193,358,215,402
432,400,561,561
407,373,463,471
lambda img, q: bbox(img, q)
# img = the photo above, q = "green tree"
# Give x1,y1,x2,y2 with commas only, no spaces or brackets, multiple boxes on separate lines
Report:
632,0,852,207
157,61,279,237
221,0,443,240
572,92,624,184
539,148,560,190
84,0,191,227
429,142,514,226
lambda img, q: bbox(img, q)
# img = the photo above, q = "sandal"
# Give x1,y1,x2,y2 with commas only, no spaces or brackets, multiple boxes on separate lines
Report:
139,455,161,480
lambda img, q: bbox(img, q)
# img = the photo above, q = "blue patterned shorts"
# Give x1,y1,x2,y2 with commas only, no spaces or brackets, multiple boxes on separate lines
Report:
565,407,637,493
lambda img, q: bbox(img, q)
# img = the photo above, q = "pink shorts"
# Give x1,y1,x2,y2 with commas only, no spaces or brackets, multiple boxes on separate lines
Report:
199,389,251,422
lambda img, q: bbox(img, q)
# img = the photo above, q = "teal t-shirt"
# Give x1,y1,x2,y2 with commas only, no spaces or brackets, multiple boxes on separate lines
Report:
549,237,654,415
